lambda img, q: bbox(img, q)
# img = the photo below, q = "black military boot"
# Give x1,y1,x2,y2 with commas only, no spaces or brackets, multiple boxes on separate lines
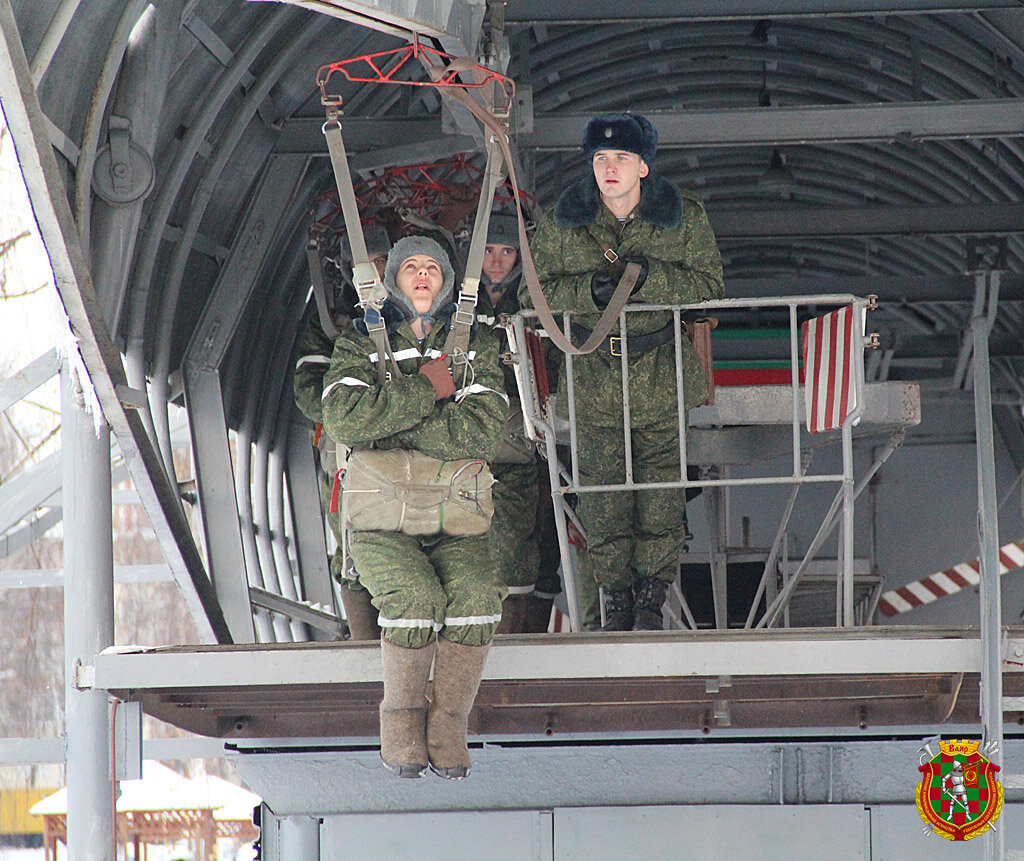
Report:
633,578,669,631
600,588,635,631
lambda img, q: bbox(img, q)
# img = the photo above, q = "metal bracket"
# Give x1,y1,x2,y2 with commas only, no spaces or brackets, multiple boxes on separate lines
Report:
1001,636,1024,670
91,115,154,206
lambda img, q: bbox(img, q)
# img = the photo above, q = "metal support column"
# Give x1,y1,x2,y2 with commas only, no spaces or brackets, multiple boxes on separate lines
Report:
971,270,1003,860
61,361,115,860
280,815,321,859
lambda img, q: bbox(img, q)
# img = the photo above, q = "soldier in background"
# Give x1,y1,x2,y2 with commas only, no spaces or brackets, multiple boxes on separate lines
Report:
292,224,391,640
475,213,562,633
520,113,724,631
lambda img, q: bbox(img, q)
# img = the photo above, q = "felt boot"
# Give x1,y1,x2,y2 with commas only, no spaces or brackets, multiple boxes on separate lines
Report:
340,586,382,641
633,578,669,631
522,594,554,633
495,594,528,634
379,638,435,777
427,638,491,779
600,587,634,631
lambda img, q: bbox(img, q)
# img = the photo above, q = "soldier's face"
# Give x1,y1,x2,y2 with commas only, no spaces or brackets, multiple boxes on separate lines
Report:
395,254,445,313
369,252,388,280
483,244,517,286
592,150,648,205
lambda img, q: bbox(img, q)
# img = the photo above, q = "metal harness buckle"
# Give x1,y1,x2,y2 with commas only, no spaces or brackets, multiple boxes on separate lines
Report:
604,248,619,264
608,336,622,357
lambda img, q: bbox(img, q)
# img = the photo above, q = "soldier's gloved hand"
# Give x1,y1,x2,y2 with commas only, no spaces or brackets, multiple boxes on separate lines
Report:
418,357,456,400
590,270,619,309
621,255,649,293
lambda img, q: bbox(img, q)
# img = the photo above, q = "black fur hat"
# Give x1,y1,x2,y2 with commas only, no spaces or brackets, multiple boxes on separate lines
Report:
582,113,658,165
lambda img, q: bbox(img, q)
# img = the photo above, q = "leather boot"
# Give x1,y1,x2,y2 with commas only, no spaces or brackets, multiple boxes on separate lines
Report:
340,586,382,641
427,638,491,779
633,578,669,631
496,594,528,634
379,639,435,777
600,587,634,631
522,594,554,633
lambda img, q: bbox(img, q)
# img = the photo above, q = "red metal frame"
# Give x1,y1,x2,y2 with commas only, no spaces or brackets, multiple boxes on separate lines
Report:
316,42,514,103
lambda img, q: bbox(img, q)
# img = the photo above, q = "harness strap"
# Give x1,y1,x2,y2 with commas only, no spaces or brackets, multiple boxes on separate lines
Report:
306,240,339,340
439,84,641,356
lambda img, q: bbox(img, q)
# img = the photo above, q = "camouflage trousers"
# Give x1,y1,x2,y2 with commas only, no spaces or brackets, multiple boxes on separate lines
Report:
489,459,561,596
575,412,686,593
350,530,506,649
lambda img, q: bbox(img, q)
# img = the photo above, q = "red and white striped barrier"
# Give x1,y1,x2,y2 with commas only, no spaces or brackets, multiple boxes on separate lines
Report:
877,539,1024,616
801,305,860,434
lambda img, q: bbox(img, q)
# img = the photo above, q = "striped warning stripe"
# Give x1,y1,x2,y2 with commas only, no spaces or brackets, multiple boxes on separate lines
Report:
801,305,859,434
877,539,1024,616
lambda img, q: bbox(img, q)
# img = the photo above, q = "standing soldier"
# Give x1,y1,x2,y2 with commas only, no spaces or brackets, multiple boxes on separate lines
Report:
321,236,507,779
476,212,562,633
293,225,391,640
519,113,724,630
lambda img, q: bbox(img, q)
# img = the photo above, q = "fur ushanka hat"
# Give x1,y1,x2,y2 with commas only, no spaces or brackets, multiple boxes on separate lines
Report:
383,235,456,323
582,113,658,165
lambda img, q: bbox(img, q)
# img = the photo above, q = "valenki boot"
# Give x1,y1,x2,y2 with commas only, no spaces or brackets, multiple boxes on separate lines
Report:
340,586,382,641
427,638,491,779
495,594,528,634
379,638,436,777
522,593,554,633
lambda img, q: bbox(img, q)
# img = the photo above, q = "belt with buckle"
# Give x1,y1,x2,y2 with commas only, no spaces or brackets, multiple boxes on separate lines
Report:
571,322,675,357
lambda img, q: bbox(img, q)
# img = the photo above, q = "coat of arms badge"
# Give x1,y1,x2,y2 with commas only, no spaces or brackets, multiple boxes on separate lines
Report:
916,738,1003,840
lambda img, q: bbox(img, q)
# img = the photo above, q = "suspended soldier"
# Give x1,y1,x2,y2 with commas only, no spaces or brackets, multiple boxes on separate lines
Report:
476,212,562,634
293,224,392,641
520,113,724,630
321,236,507,778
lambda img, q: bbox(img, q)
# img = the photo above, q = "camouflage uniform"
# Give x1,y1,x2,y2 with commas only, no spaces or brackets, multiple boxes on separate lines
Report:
321,302,509,648
475,273,548,596
293,313,383,629
519,172,724,593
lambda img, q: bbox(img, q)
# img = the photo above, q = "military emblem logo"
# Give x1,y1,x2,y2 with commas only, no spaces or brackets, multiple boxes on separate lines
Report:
916,738,1003,840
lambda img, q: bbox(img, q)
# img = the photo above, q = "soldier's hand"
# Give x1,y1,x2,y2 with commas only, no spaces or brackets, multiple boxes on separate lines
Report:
418,357,456,400
590,270,619,308
621,255,649,292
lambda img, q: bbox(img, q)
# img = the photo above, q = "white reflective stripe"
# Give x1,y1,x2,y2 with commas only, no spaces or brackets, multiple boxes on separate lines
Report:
455,383,509,404
476,314,496,325
322,378,370,401
506,584,535,595
370,347,422,364
424,348,476,360
444,613,503,627
880,591,913,614
296,354,330,370
533,590,559,600
378,616,442,632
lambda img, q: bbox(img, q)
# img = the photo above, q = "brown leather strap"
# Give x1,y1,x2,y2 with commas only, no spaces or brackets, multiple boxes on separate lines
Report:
439,85,640,356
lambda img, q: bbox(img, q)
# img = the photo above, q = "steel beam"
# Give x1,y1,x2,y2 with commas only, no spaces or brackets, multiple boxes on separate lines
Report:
0,348,58,413
0,1,231,644
504,0,1024,23
277,98,1024,153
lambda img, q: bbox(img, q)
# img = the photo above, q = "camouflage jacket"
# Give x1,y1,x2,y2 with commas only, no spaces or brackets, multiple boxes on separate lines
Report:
293,311,347,426
320,301,508,462
519,173,724,422
476,265,522,398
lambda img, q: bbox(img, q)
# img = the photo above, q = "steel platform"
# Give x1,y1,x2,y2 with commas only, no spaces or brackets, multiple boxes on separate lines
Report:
90,626,1022,740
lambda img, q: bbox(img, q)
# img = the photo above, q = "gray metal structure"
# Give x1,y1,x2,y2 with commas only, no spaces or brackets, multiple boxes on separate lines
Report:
2,0,1024,857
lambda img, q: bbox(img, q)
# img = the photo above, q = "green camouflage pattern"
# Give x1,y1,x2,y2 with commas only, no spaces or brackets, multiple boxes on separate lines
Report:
488,459,543,590
321,315,507,461
322,311,508,647
350,530,505,648
520,184,724,422
519,178,722,593
575,413,687,591
293,312,337,425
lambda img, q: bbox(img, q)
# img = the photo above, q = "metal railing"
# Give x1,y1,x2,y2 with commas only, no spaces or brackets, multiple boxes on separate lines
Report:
506,294,882,632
